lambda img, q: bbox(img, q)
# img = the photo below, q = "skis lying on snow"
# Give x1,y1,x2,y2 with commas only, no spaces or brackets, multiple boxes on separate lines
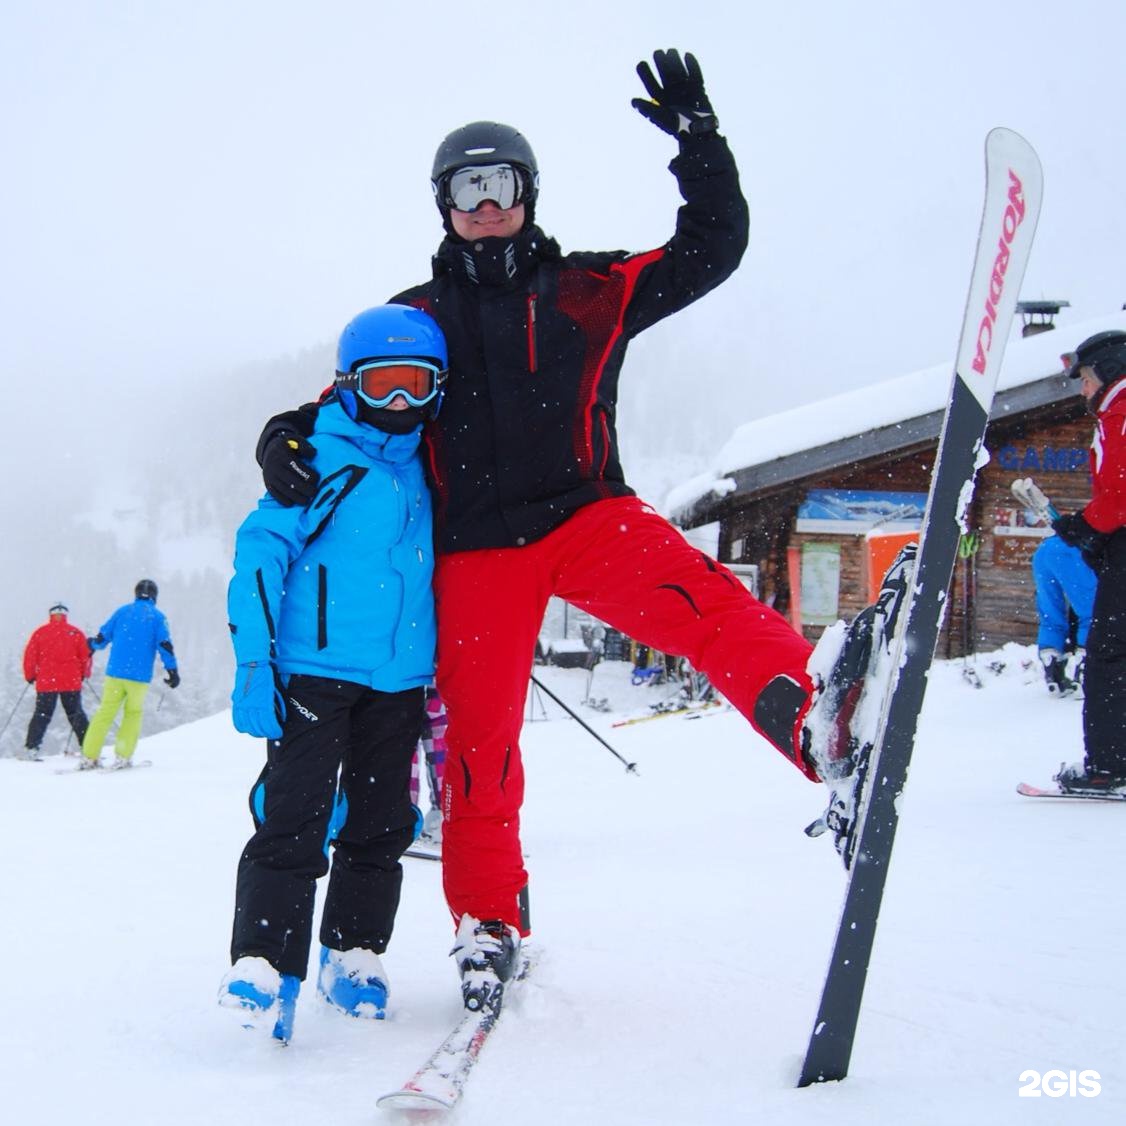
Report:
610,700,724,727
1016,782,1126,802
1010,477,1060,525
799,127,1043,1088
377,953,534,1113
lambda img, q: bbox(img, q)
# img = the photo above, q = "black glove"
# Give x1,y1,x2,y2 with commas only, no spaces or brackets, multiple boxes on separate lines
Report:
262,429,320,507
86,634,102,653
165,668,181,689
1052,512,1108,570
631,49,718,139
26,678,34,685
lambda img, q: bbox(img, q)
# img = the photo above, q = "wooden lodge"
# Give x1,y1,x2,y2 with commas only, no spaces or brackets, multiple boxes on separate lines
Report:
670,311,1124,656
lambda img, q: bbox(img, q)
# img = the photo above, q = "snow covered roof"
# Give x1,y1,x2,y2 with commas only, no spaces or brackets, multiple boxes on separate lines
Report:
667,309,1126,522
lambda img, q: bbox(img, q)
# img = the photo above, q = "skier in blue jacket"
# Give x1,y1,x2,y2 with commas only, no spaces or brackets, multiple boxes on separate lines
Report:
81,579,178,768
219,304,445,1043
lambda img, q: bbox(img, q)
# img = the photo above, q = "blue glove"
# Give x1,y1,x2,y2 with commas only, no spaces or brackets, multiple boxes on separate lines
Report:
232,662,285,739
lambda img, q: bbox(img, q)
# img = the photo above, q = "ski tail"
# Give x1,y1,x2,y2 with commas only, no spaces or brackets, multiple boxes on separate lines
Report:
798,127,1043,1089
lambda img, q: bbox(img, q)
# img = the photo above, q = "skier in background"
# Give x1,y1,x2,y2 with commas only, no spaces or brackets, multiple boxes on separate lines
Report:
81,579,179,769
21,602,91,760
220,305,443,1043
1052,331,1126,791
1030,534,1096,695
251,49,906,1016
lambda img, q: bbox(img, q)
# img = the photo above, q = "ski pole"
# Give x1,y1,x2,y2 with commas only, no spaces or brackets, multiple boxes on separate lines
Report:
0,682,32,745
529,674,638,775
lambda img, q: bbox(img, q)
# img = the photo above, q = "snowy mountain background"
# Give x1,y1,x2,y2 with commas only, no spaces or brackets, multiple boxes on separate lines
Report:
2,656,1122,1124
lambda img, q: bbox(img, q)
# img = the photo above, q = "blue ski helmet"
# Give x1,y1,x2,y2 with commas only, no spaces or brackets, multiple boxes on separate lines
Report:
335,304,448,421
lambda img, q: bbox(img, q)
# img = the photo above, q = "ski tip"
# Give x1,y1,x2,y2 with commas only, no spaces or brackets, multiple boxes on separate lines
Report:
985,126,1044,180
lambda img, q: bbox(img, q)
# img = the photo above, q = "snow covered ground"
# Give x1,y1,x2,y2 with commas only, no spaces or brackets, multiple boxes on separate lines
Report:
1,650,1122,1125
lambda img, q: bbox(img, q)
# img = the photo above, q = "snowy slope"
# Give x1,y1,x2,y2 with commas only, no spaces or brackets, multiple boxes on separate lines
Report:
1,654,1122,1125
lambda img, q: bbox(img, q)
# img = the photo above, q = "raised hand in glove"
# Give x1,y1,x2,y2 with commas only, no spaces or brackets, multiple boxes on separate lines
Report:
231,662,285,740
1052,512,1108,570
262,430,320,507
165,668,181,689
631,49,718,139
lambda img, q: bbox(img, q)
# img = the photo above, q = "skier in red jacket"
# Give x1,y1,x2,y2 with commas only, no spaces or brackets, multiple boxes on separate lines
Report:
21,603,91,760
1053,331,1126,791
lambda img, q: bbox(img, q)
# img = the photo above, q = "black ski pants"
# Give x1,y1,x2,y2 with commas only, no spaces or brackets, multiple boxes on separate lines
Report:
230,676,423,980
25,690,88,750
1084,528,1126,775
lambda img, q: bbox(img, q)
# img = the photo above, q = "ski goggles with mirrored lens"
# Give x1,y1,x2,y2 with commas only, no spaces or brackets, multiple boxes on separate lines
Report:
435,163,530,212
342,360,446,409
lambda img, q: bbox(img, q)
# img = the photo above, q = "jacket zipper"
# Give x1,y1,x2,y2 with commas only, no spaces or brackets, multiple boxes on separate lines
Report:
526,293,538,373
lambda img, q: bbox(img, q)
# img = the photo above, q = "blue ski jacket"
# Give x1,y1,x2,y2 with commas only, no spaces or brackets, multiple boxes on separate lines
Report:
90,599,177,683
228,397,435,692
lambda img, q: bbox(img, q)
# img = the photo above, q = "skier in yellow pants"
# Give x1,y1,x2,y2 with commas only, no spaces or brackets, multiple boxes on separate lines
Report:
81,580,180,769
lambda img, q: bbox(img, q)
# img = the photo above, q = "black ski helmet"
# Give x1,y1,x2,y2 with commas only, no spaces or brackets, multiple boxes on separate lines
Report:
135,579,158,602
1064,330,1126,386
431,121,539,233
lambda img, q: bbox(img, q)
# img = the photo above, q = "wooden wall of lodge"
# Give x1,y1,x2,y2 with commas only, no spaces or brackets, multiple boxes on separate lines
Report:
720,404,1094,656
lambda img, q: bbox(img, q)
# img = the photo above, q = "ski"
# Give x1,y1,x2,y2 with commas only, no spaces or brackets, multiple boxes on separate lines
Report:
799,127,1043,1088
54,759,153,775
1010,477,1059,524
1016,781,1126,802
404,844,441,862
377,953,534,1113
610,700,724,727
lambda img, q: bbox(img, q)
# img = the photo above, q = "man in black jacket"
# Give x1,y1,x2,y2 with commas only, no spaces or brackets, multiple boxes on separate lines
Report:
257,50,861,1011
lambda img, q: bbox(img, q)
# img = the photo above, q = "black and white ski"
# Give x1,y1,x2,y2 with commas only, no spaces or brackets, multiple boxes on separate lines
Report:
798,127,1043,1087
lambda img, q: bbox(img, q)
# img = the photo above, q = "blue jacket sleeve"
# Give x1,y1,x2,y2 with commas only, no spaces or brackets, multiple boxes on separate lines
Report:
228,493,316,666
91,609,120,650
156,612,177,671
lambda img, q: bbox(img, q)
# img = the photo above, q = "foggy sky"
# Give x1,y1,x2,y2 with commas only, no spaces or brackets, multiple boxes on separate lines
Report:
2,0,1124,627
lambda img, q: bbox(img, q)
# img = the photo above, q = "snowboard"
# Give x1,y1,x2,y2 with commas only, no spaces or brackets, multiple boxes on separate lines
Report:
1017,781,1126,802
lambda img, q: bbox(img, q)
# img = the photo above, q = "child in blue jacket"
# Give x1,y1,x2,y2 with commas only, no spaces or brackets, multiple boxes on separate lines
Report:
219,305,446,1042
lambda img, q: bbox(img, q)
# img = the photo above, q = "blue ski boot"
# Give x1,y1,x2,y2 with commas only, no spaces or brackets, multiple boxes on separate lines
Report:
218,956,300,1044
317,946,389,1019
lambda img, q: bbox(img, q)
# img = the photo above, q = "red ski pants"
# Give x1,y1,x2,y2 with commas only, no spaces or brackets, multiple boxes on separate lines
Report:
434,496,815,934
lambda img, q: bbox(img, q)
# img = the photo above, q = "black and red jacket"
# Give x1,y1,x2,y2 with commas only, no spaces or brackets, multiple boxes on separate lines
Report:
262,133,748,554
